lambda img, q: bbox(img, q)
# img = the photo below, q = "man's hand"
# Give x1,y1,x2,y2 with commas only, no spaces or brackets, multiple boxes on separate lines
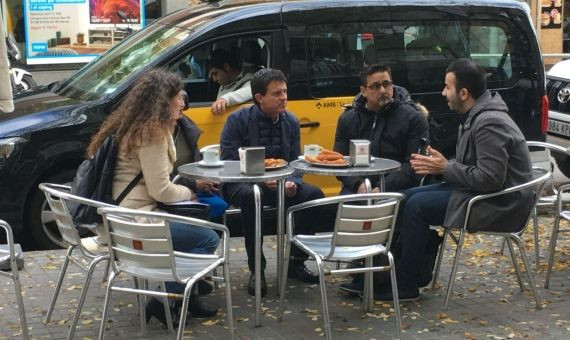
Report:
284,181,297,198
265,180,277,190
211,98,228,115
411,146,447,175
196,180,218,193
356,182,380,193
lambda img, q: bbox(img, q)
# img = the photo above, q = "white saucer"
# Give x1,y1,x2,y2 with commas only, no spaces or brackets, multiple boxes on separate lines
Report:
197,160,224,168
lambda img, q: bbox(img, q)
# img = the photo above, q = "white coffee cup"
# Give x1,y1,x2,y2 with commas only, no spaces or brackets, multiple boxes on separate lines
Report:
203,149,220,164
304,144,321,157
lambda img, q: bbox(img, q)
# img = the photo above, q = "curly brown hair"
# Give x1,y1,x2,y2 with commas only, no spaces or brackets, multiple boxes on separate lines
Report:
87,69,183,157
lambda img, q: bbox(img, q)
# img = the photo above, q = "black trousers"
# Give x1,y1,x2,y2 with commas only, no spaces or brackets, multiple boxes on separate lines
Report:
223,182,324,272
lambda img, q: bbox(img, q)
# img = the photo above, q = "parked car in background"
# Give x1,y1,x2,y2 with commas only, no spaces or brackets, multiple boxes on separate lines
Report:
0,0,546,249
546,59,570,177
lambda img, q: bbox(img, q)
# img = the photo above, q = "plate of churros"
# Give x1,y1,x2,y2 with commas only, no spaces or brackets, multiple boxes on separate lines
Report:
265,158,287,170
303,149,350,167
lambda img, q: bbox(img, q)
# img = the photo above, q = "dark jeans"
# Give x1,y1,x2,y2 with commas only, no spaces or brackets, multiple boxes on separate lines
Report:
223,182,324,272
165,221,220,293
395,182,452,289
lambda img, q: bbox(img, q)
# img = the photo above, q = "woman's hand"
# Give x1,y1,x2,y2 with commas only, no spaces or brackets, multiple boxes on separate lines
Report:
196,180,218,193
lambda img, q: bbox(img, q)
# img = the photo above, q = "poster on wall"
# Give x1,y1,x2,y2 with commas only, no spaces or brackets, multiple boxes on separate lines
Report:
541,0,563,29
90,0,141,24
24,0,145,65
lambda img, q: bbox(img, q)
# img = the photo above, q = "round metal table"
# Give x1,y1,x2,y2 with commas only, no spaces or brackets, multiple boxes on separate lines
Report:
290,157,401,191
178,161,294,327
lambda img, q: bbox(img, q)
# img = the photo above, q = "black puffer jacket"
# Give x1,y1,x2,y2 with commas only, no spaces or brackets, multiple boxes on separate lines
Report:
333,85,429,192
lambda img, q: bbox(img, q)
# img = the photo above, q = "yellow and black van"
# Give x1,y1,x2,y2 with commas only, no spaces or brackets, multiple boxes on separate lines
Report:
0,0,547,248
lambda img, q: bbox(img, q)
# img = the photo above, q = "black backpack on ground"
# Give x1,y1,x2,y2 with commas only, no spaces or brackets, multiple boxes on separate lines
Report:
68,135,141,225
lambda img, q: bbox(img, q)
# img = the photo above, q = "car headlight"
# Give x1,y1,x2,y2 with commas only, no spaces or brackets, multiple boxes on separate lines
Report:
0,137,26,161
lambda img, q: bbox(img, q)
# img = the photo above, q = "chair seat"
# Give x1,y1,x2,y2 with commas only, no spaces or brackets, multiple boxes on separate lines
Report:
294,234,386,260
118,256,221,282
537,192,570,205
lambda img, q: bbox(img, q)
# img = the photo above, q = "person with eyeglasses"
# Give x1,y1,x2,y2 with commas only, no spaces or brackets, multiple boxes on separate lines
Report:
333,64,429,195
332,63,431,295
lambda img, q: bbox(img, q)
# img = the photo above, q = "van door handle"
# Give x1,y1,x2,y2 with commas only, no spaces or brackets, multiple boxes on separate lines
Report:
300,122,320,128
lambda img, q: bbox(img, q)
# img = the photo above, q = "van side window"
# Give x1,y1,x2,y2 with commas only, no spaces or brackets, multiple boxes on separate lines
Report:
395,20,514,92
167,34,271,104
305,22,393,98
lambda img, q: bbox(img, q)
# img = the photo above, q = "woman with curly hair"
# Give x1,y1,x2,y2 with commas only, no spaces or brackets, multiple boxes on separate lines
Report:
88,68,218,326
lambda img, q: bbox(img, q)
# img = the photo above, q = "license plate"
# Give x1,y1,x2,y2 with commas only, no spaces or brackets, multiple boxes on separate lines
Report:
548,119,570,137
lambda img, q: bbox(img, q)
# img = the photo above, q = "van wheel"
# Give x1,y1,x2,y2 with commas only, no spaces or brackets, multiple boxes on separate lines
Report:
27,169,76,249
553,153,570,179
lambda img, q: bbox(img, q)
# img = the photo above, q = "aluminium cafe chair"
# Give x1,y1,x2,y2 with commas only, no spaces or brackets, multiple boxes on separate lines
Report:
39,183,112,340
278,193,404,340
431,168,550,311
0,219,29,340
97,206,234,340
524,141,570,287
499,141,570,269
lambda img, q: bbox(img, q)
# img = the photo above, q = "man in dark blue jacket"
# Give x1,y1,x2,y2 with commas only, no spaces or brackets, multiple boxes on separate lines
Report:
221,68,324,296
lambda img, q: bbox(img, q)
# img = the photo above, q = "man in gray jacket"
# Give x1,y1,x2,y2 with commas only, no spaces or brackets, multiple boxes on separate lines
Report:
373,58,533,301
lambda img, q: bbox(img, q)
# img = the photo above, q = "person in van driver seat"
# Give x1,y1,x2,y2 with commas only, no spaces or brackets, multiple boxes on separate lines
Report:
375,58,534,302
220,68,325,297
208,49,256,115
333,63,431,294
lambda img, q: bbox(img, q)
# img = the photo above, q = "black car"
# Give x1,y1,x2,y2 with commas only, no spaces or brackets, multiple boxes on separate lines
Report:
0,0,547,249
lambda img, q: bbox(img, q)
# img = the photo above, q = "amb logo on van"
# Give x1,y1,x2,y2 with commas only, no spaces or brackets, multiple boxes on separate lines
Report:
315,101,348,109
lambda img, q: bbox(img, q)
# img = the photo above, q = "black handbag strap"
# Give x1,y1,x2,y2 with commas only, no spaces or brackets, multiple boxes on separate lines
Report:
116,172,143,204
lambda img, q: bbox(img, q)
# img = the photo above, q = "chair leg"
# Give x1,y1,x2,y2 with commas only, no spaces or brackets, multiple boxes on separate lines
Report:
315,257,331,340
511,235,542,309
11,268,29,339
101,258,110,283
140,279,149,337
176,280,195,340
388,252,401,339
532,206,540,271
223,262,235,340
278,238,292,321
159,282,174,334
212,268,219,290
505,237,525,292
98,271,116,340
499,238,506,255
432,228,448,289
67,255,109,340
545,210,562,289
443,229,465,311
44,245,75,324
363,256,373,312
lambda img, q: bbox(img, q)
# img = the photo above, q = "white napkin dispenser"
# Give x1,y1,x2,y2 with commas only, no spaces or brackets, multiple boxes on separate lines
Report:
239,147,266,175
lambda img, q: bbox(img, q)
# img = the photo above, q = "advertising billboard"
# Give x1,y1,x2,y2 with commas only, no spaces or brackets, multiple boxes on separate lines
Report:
90,0,141,24
23,0,145,65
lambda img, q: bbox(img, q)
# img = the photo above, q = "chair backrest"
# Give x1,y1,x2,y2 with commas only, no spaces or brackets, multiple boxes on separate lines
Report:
98,207,228,282
99,208,176,279
39,183,114,247
464,167,551,232
331,195,401,251
526,141,568,194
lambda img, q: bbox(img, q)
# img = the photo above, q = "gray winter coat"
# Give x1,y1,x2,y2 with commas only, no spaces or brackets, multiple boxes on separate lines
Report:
443,91,533,232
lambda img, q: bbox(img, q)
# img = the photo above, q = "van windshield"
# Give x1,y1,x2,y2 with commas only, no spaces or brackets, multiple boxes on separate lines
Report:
55,24,190,101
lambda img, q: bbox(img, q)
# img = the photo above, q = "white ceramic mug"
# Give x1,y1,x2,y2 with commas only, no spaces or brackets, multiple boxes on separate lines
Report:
203,149,220,163
304,144,321,157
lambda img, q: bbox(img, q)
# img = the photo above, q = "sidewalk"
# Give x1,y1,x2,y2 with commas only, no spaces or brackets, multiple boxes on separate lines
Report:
1,215,569,339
